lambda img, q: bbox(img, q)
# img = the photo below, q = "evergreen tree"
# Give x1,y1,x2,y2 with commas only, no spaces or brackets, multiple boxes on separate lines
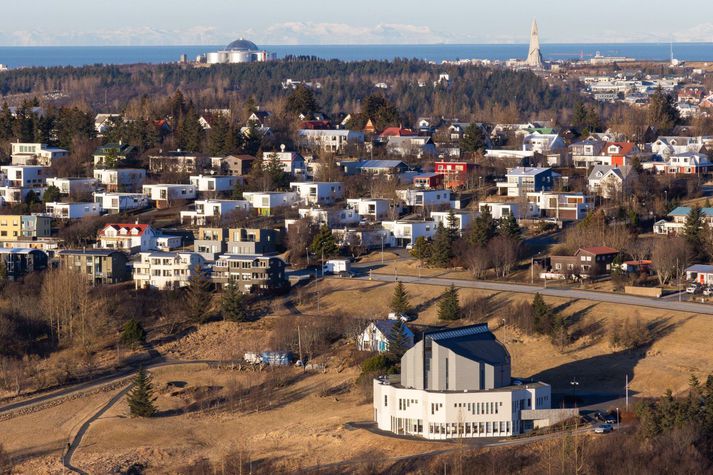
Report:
498,213,521,238
387,319,410,360
684,205,708,262
647,86,680,134
23,190,40,206
120,319,146,347
410,236,432,264
428,223,453,268
260,153,289,190
42,185,61,203
221,280,249,322
460,123,486,154
207,114,231,156
532,293,554,335
185,266,212,323
242,123,263,156
446,209,461,243
311,225,339,261
469,207,497,246
286,84,320,117
389,281,410,315
437,284,461,321
127,367,157,418
178,103,204,152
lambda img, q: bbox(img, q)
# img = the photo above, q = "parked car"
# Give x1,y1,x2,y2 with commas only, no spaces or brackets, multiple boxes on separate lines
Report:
604,414,617,424
703,286,713,296
594,424,613,434
686,283,701,294
388,312,415,322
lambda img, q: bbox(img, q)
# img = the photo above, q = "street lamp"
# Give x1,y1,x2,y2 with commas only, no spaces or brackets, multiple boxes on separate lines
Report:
570,378,580,407
381,233,385,264
616,407,620,430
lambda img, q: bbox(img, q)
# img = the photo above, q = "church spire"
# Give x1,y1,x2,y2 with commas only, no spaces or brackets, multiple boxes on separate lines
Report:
527,19,544,69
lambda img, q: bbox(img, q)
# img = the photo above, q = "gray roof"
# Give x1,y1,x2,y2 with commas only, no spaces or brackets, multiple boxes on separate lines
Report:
59,249,125,257
373,320,414,337
0,248,45,255
686,265,713,273
426,324,510,366
507,167,551,177
588,165,623,181
359,160,408,169
226,39,259,51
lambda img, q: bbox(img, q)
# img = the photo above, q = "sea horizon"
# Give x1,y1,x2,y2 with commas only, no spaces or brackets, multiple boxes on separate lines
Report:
1,42,713,68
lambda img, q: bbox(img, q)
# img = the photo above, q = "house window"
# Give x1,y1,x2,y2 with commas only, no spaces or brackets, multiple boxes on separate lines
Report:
384,395,388,407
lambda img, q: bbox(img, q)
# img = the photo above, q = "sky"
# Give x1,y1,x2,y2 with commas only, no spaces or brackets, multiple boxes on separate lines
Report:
2,0,713,46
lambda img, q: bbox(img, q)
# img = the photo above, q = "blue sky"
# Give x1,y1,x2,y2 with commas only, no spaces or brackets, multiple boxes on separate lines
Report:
2,0,713,46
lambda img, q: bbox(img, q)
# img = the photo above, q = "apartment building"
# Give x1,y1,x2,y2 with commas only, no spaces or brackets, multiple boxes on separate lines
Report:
211,254,288,294
58,249,131,284
496,167,555,198
11,143,68,166
133,251,206,290
0,214,52,241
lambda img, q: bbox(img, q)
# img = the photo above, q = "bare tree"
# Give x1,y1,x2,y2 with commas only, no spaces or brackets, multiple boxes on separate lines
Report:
488,236,519,278
462,244,491,279
287,218,318,266
652,237,689,286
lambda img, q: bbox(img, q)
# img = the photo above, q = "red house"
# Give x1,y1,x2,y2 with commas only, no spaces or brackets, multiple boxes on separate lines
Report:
413,173,445,189
434,160,477,188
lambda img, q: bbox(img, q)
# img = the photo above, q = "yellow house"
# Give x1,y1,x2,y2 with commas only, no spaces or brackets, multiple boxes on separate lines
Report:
0,215,23,241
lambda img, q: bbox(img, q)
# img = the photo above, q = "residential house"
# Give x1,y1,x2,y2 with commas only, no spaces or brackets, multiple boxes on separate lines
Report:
587,165,630,199
374,324,558,440
226,228,281,255
263,151,306,176
242,191,298,216
190,175,242,194
569,138,606,168
0,165,47,204
94,113,122,134
382,220,437,247
398,189,451,209
358,320,415,353
290,181,344,205
653,206,713,235
93,143,137,168
58,249,130,284
386,136,437,158
298,129,365,154
11,143,68,166
413,173,444,189
45,177,97,197
497,167,556,197
98,223,158,253
527,191,594,221
433,161,477,189
664,152,713,175
0,215,52,241
356,160,409,176
193,227,230,261
133,251,206,290
0,248,48,281
599,142,640,167
297,207,360,228
522,132,565,154
180,199,251,226
149,151,208,174
212,155,256,176
546,247,619,279
686,265,713,285
94,192,149,214
346,198,394,221
93,168,146,193
143,184,197,209
211,254,289,294
478,202,539,220
45,202,102,220
430,210,474,235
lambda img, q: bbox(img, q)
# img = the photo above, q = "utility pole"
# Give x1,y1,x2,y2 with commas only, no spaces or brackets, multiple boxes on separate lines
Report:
297,324,304,372
625,374,629,411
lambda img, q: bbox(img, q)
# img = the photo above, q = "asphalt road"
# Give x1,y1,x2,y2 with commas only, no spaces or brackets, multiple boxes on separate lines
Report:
357,274,713,315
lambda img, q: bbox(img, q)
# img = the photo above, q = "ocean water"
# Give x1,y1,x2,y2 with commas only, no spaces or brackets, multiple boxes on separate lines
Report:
1,43,713,68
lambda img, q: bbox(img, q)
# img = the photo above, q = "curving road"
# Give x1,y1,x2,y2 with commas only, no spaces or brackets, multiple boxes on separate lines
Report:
357,274,713,315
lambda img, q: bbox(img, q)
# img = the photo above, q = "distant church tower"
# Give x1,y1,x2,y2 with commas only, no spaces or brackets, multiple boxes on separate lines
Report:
526,19,544,69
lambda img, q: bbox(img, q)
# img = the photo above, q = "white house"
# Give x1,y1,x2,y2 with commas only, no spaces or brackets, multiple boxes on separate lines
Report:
94,192,149,214
297,129,365,154
94,113,122,134
382,220,437,247
45,177,97,196
587,165,628,198
97,223,158,253
297,207,360,228
263,151,306,175
142,184,197,208
45,202,102,220
430,210,474,235
478,202,539,220
0,165,48,203
289,181,344,205
133,251,206,290
526,192,595,221
242,191,299,216
358,320,415,353
346,198,394,221
522,132,565,154
373,324,565,440
189,175,242,193
180,199,251,226
386,136,437,158
93,168,146,193
11,143,68,166
397,189,451,208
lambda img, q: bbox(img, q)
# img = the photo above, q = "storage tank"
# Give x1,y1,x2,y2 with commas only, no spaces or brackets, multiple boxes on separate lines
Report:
228,51,252,63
